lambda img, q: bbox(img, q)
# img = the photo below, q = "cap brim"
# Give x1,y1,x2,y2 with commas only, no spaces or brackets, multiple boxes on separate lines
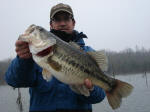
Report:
51,9,73,19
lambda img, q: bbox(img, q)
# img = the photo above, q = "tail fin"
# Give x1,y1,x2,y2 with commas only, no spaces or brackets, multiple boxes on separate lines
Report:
106,79,133,110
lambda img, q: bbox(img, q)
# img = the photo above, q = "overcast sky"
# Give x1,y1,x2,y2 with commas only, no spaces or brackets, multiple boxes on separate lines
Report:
0,0,150,60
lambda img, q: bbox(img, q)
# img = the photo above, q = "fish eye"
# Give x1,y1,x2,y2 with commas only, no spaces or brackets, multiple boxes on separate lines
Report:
39,27,44,32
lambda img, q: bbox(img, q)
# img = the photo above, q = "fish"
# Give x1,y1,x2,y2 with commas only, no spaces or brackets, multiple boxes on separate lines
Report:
18,24,134,110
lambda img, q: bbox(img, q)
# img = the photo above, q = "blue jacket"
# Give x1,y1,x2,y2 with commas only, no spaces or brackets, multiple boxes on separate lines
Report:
5,32,105,112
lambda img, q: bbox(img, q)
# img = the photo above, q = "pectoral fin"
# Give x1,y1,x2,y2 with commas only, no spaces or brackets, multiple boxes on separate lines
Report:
42,68,52,81
87,50,108,71
70,85,90,97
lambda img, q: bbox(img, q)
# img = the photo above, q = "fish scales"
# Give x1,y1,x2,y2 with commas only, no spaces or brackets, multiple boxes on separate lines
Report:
48,36,115,88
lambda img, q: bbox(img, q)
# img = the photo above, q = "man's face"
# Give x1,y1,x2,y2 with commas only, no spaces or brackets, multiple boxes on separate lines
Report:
50,11,75,34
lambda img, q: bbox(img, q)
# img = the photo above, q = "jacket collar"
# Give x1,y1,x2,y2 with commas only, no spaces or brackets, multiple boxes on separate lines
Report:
50,29,87,40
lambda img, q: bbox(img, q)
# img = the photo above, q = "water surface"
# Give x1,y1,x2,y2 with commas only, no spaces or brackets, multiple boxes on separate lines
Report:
0,74,150,112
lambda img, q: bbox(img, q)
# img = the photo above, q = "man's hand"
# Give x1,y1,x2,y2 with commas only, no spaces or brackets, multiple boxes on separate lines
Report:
15,40,32,59
84,78,94,91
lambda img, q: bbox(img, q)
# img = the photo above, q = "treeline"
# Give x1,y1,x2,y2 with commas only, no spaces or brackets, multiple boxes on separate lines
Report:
106,47,150,75
0,47,150,85
0,59,11,85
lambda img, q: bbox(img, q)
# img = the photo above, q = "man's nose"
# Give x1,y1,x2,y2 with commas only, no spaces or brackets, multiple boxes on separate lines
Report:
59,21,66,26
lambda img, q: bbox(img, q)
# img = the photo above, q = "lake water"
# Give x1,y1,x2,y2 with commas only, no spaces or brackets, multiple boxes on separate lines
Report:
0,74,150,112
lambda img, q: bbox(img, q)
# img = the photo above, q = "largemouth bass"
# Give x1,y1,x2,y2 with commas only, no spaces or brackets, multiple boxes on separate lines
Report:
19,24,133,110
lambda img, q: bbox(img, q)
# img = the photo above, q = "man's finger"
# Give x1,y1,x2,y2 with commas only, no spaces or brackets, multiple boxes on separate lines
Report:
84,79,93,89
15,45,29,52
15,40,28,47
17,48,30,56
19,53,32,59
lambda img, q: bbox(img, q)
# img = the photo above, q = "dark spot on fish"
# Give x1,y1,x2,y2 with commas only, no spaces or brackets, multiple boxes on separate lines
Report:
80,66,84,70
75,63,80,68
71,61,76,66
84,69,91,74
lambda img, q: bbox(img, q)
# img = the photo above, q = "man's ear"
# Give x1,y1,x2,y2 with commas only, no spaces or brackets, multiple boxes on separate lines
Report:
50,21,53,30
72,20,76,27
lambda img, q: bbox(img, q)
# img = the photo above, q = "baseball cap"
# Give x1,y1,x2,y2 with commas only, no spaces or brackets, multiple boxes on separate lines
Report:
50,3,74,19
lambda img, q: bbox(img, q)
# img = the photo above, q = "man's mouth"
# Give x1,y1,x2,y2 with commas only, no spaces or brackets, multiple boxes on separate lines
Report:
36,46,53,57
59,28,68,31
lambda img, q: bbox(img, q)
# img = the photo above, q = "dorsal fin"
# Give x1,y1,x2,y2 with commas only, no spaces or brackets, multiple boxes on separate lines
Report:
87,50,108,71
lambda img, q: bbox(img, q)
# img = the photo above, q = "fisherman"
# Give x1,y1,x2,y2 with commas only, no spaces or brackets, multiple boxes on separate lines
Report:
5,3,105,112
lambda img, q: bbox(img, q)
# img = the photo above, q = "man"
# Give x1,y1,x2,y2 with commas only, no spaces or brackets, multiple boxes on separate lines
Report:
5,3,105,112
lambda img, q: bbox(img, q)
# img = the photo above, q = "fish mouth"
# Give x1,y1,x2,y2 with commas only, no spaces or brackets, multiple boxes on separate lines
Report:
36,46,53,57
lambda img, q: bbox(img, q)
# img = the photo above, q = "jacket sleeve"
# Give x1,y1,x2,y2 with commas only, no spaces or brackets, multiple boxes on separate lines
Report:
5,56,37,87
